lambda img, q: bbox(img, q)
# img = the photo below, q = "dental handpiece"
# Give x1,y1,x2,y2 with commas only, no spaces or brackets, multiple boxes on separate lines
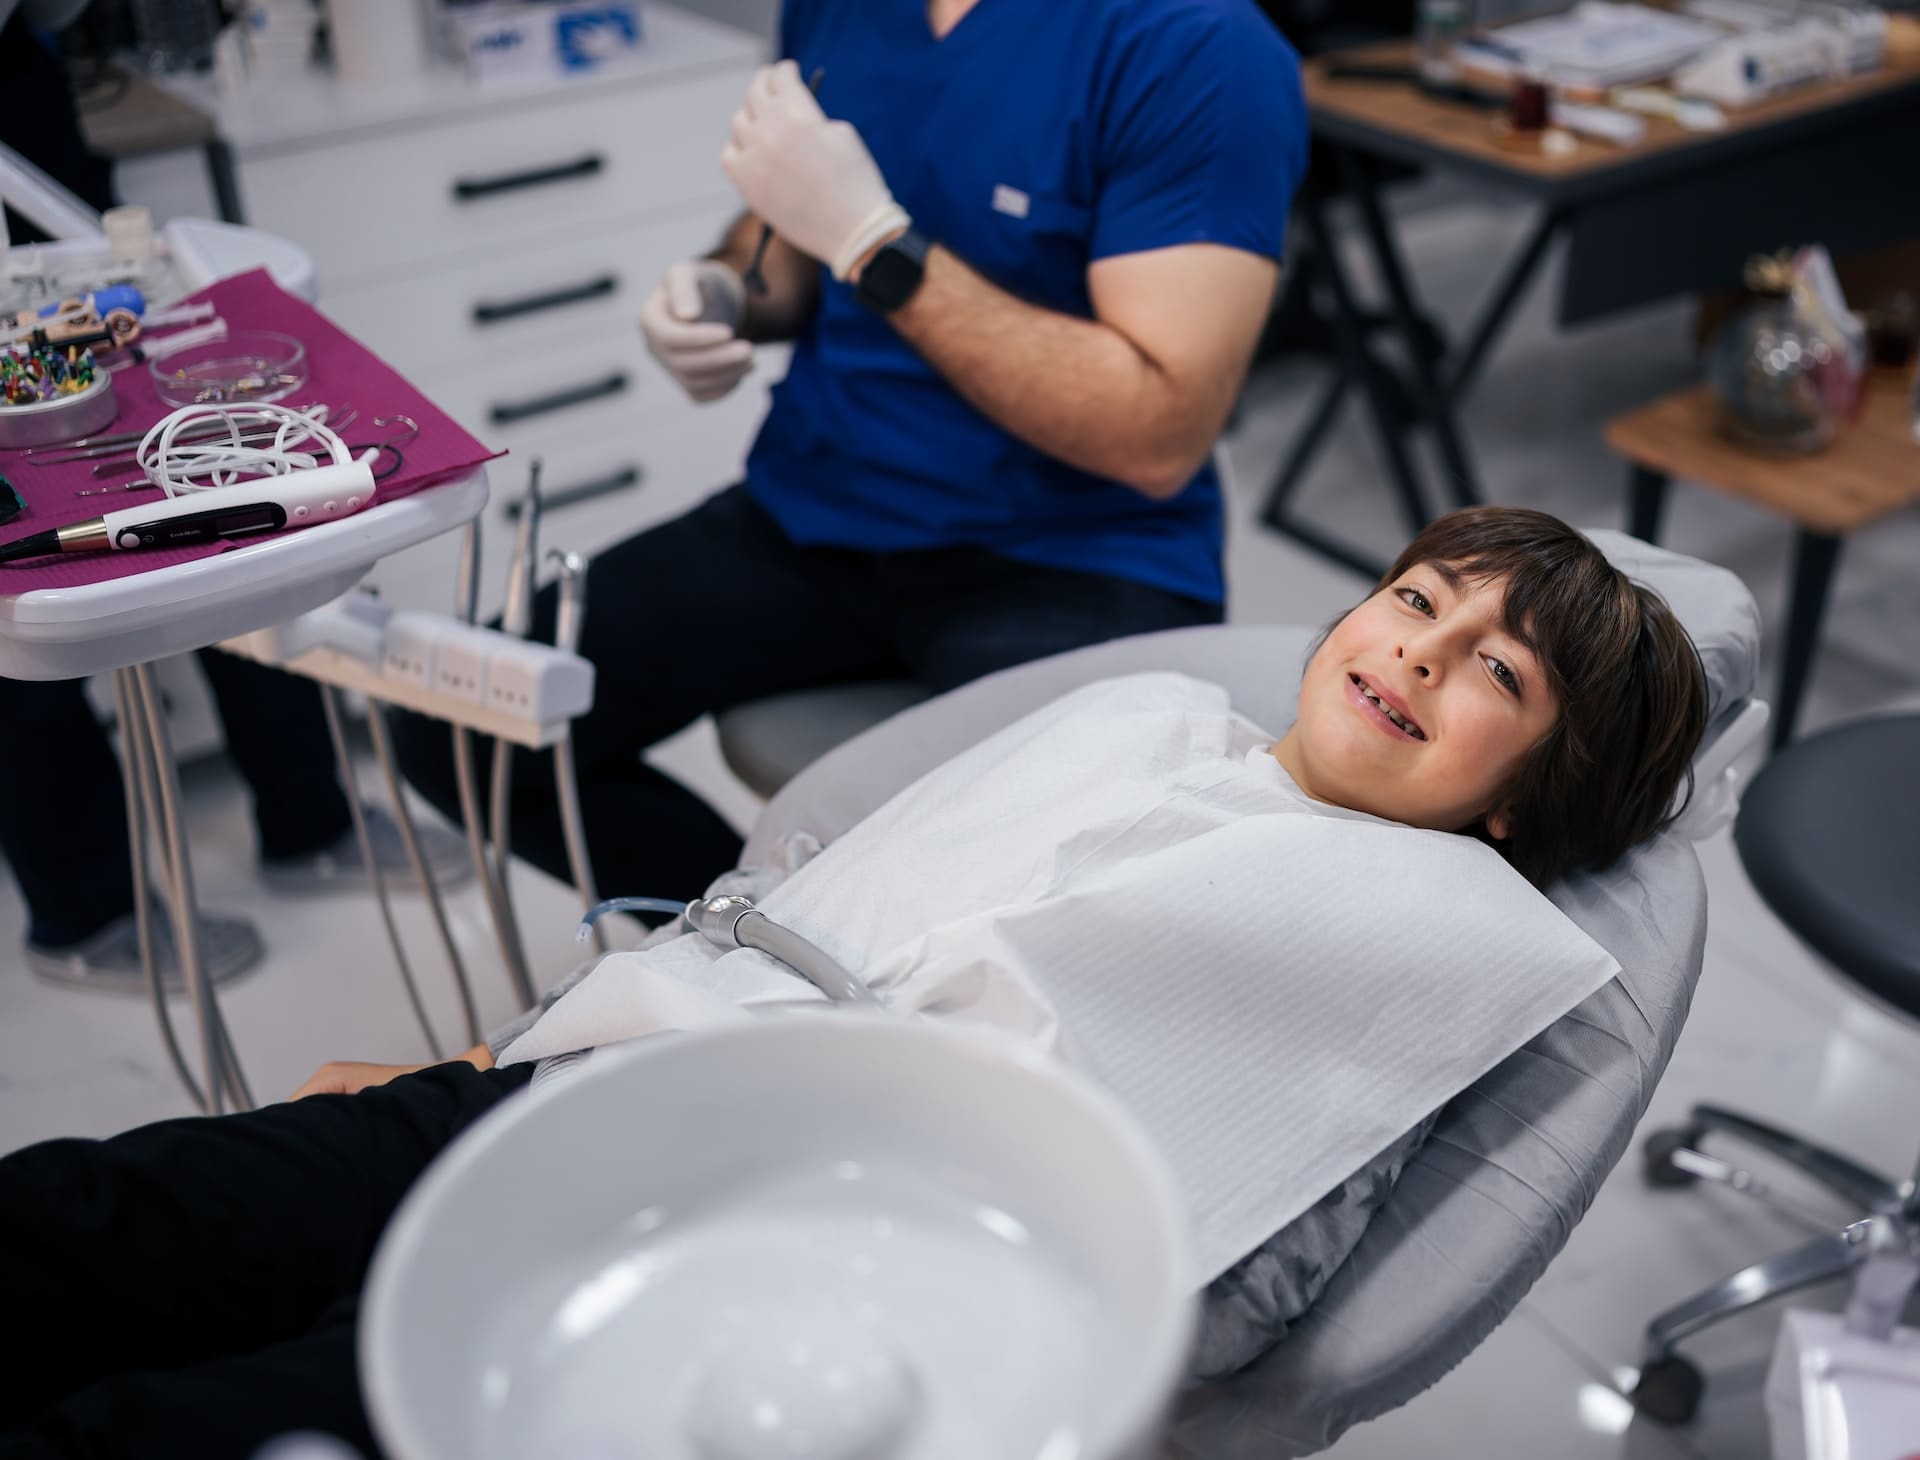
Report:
0,454,379,565
501,458,542,638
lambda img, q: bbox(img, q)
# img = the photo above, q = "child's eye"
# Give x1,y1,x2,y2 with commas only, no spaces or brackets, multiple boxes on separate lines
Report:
1397,587,1434,616
1487,657,1519,694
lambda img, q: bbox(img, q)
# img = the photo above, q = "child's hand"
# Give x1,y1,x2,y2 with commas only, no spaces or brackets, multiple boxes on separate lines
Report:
289,1044,494,1101
289,1059,427,1101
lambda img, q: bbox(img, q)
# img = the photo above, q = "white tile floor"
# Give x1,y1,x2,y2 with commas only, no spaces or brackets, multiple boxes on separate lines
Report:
4,183,1917,1456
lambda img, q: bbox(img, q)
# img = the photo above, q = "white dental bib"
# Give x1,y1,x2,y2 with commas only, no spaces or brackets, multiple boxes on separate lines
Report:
502,673,1620,1284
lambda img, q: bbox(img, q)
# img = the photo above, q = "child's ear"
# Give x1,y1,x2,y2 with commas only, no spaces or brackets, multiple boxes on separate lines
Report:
1485,806,1514,841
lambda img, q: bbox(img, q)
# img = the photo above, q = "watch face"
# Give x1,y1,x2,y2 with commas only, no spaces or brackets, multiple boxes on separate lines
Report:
861,235,925,312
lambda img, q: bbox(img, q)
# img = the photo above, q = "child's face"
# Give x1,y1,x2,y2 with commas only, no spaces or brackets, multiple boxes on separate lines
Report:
1274,565,1560,838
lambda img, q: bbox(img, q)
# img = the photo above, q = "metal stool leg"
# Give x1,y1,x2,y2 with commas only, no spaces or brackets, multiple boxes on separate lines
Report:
1689,1104,1900,1212
1645,1224,1869,1361
1773,529,1843,750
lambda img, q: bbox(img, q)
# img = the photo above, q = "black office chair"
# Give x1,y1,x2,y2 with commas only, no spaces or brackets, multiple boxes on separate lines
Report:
1630,714,1920,1425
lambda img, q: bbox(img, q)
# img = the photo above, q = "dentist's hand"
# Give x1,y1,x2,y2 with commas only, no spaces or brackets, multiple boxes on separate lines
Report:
639,259,753,404
721,61,910,280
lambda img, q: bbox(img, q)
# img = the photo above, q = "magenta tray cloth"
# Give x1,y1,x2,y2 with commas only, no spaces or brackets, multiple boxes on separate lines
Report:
0,268,504,595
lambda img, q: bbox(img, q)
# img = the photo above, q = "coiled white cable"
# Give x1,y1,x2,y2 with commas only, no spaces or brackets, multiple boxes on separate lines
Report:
135,402,356,499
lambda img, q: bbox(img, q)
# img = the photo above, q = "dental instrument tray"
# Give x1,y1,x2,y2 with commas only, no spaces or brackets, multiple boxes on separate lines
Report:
0,268,503,596
149,329,306,407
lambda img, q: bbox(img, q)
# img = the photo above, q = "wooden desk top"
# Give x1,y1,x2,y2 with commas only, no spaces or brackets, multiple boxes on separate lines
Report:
1605,372,1920,535
1306,28,1920,198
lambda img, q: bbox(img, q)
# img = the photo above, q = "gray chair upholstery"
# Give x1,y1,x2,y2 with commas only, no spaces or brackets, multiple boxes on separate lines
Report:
740,534,1760,1454
718,682,932,799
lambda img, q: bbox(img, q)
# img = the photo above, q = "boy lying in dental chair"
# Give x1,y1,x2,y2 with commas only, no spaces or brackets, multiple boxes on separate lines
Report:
0,508,1707,1460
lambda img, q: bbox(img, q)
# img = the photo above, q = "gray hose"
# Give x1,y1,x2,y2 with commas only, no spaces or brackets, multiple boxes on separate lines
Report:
455,726,536,1008
553,737,606,954
488,461,543,954
736,912,879,1006
133,661,245,1111
549,550,604,953
367,701,481,1047
683,896,875,1007
114,669,207,1113
451,515,536,1009
486,740,524,949
320,685,444,1061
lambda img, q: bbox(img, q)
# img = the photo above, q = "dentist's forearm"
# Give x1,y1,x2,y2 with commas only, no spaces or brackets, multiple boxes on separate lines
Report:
879,246,1216,499
708,211,821,343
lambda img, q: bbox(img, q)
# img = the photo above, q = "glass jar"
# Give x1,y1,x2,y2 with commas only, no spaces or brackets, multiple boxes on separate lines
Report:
1706,297,1839,455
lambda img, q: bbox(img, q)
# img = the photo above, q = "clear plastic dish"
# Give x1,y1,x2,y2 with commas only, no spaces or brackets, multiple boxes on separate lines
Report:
149,330,307,407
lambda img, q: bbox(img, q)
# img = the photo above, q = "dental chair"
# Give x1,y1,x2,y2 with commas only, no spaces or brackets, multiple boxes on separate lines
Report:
730,530,1764,1455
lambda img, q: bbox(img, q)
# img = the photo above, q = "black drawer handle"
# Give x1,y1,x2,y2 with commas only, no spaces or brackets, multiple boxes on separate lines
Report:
504,465,643,519
473,274,619,326
489,372,629,427
453,154,606,202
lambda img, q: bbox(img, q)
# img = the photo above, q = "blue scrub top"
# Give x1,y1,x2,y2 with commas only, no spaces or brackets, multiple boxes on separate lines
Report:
744,0,1306,605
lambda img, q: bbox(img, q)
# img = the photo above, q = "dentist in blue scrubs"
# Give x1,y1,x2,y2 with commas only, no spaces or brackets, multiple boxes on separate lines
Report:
401,0,1306,901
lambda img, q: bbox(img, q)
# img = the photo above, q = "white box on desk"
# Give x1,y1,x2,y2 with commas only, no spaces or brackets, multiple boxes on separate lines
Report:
440,2,645,84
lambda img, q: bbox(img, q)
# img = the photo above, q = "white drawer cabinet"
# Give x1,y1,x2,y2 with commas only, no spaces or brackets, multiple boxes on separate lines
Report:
238,70,746,290
193,3,769,622
362,377,770,619
319,207,735,378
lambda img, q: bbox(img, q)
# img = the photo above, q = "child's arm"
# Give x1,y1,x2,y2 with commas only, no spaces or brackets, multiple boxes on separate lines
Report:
289,1043,494,1101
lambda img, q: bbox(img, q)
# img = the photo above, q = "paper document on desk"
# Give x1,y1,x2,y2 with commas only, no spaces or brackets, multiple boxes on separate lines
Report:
502,674,1620,1285
1474,2,1724,85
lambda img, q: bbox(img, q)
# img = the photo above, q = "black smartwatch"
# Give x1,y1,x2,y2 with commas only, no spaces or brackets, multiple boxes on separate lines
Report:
854,227,931,315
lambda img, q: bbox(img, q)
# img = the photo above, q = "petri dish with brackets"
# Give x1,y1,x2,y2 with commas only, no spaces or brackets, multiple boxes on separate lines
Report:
150,329,307,407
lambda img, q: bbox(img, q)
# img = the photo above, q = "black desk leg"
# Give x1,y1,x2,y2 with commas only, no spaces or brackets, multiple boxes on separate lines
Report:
1445,207,1564,405
1774,529,1843,750
204,138,244,225
1628,465,1670,544
1261,370,1350,525
1339,148,1481,510
1301,193,1436,537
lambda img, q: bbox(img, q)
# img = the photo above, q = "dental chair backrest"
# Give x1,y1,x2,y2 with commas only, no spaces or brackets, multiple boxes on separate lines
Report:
748,530,1763,1457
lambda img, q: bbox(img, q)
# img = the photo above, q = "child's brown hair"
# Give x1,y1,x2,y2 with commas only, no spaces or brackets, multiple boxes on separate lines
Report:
1374,507,1710,887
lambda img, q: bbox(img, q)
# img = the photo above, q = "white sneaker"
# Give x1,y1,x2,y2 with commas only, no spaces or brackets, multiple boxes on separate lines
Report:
26,907,263,996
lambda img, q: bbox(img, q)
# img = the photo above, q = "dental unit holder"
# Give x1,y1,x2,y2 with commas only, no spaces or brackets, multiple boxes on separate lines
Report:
217,532,600,1057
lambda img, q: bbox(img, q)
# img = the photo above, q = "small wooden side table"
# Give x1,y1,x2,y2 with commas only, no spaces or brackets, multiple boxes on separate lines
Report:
1605,372,1920,749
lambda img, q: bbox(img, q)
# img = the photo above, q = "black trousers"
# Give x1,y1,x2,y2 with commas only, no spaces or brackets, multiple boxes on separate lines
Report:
0,1062,533,1460
395,485,1222,900
0,654,354,947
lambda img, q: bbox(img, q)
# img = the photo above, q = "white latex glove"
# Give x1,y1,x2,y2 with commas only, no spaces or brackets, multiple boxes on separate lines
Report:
638,260,753,404
721,60,912,281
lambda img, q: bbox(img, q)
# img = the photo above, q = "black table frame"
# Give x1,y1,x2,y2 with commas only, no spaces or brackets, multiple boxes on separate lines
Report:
1629,463,1842,751
1264,70,1920,579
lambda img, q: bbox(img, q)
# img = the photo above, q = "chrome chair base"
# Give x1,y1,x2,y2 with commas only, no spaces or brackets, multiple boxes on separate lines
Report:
1630,1101,1917,1425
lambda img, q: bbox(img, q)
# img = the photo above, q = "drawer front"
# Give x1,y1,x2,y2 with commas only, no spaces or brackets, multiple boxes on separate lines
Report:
320,207,736,381
240,68,751,286
411,334,786,453
364,386,766,620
